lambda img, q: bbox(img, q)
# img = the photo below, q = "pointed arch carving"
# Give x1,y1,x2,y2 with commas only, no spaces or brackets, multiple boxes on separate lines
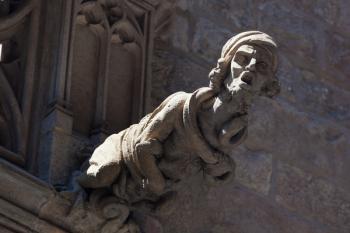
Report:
69,0,156,137
0,69,24,163
0,0,40,165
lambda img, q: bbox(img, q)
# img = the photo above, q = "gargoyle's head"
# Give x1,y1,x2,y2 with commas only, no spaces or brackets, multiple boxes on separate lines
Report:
210,31,279,100
198,31,279,185
200,31,279,154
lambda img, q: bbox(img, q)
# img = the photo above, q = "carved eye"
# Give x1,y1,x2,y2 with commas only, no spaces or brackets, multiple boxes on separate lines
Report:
234,54,249,66
257,61,269,72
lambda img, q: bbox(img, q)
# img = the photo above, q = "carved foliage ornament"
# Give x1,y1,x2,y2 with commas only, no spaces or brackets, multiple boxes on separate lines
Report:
76,31,279,232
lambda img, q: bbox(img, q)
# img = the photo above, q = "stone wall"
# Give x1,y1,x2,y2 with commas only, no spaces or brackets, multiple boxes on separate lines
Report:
151,1,350,232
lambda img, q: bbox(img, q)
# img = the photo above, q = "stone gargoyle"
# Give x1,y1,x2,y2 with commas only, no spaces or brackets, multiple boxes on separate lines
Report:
77,31,279,232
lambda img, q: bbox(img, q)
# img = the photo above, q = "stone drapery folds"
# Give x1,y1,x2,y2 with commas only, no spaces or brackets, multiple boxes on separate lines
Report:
78,31,279,232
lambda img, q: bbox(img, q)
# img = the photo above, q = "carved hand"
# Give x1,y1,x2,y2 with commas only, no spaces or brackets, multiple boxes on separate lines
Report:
134,138,166,195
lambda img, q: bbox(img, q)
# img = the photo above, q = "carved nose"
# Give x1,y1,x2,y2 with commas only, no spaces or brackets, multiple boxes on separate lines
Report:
246,58,256,71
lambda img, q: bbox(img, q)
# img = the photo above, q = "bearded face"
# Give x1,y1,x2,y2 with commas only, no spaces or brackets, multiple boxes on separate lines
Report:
199,43,278,153
224,44,276,101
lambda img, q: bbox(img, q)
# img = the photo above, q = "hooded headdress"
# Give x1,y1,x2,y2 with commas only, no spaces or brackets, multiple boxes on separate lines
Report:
209,31,278,94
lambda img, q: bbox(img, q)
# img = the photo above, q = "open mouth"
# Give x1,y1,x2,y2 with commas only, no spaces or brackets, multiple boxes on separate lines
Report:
229,126,247,144
219,113,248,148
241,73,253,85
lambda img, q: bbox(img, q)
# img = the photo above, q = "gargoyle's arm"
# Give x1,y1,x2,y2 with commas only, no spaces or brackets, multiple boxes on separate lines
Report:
133,93,187,194
78,134,122,188
139,92,186,141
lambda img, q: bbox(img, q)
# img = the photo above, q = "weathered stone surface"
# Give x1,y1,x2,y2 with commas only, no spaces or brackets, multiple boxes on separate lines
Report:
276,163,350,231
166,54,209,95
133,213,163,233
333,134,350,191
151,0,350,232
232,148,272,195
195,0,258,30
170,14,191,52
79,31,279,231
244,96,350,182
191,18,233,64
159,181,343,233
1,0,349,232
151,45,210,108
277,59,350,129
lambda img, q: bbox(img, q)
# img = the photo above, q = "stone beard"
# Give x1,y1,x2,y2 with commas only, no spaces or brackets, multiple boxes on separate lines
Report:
77,31,279,232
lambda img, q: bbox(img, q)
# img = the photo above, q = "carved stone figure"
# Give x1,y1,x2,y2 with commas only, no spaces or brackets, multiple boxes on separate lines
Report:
78,31,279,232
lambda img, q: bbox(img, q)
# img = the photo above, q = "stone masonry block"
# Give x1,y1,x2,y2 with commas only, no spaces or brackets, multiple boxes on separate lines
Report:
276,163,350,230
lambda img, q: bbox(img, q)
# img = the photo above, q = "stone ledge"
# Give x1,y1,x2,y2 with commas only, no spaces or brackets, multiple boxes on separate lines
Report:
0,158,68,232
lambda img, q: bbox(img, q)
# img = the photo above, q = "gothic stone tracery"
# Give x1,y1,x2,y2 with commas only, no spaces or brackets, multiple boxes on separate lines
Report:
0,0,40,166
72,0,154,136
